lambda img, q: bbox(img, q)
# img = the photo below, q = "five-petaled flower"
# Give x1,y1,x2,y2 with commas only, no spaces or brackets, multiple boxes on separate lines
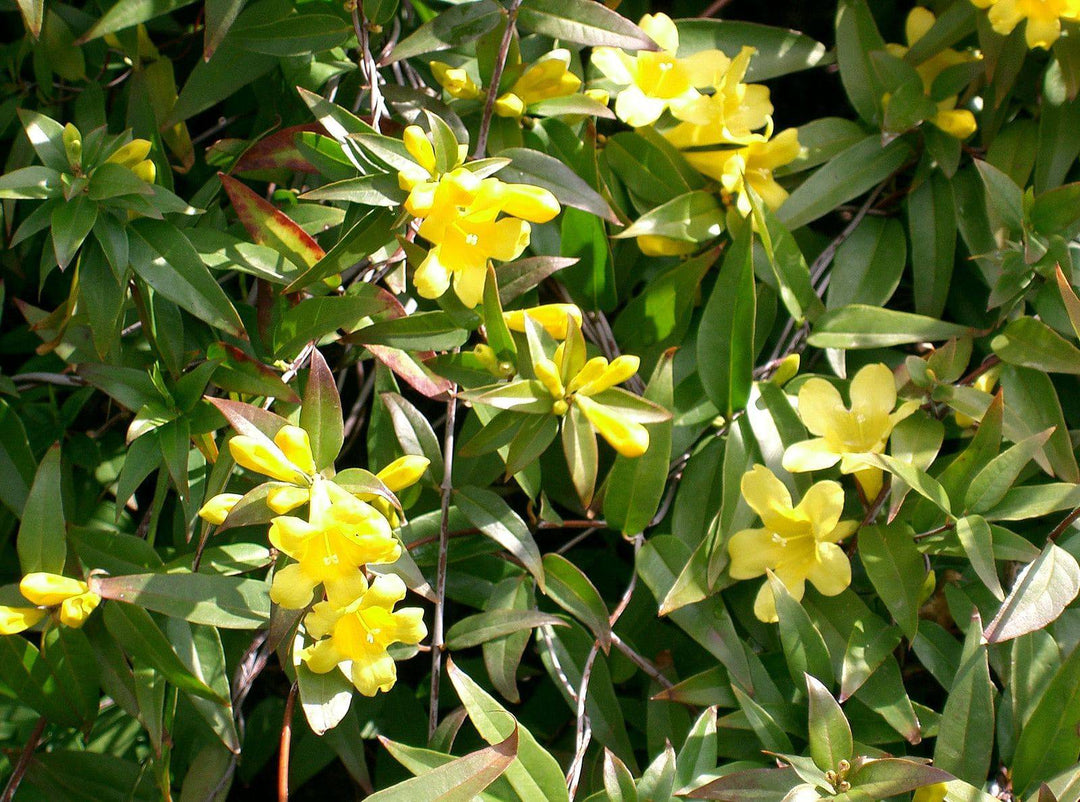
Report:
301,573,427,697
727,465,858,622
783,363,919,499
0,572,102,634
970,0,1080,49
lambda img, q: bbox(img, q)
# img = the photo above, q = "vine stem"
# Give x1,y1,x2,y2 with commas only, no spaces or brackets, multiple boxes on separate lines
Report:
429,390,459,738
352,5,384,128
0,716,46,802
278,682,298,802
472,0,523,159
1048,505,1080,542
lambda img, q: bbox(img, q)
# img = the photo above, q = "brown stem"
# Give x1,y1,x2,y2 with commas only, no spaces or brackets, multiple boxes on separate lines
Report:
472,0,523,158
1,717,47,802
429,390,459,738
1048,506,1080,542
278,682,298,802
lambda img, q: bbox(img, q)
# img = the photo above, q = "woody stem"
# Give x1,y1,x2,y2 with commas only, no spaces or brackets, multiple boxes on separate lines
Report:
473,0,523,158
429,389,459,738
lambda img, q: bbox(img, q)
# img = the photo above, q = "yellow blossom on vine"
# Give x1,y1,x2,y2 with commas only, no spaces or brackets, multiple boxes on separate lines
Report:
301,573,427,696
681,127,801,216
268,479,401,609
430,62,483,101
970,0,1080,49
591,13,732,126
495,50,582,117
0,573,102,633
503,303,583,339
885,8,978,139
727,465,858,622
783,363,919,499
224,424,322,514
198,492,243,525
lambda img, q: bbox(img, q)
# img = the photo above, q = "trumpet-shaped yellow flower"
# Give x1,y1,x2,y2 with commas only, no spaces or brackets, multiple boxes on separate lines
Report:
727,465,858,622
0,572,102,632
885,8,978,139
591,13,732,126
661,47,774,147
376,455,431,493
971,0,1080,49
198,492,243,525
495,50,582,117
301,573,426,696
783,363,919,499
682,127,801,216
269,479,401,609
503,303,583,339
537,342,649,457
430,62,484,101
229,425,315,487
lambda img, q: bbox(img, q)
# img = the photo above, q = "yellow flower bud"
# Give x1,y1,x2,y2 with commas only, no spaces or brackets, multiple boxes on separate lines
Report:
274,425,317,475
107,139,152,169
565,356,608,395
585,88,610,106
20,573,89,607
575,395,649,457
430,62,483,100
403,125,437,176
494,93,526,118
503,304,582,339
913,783,948,802
0,606,47,635
377,455,431,493
534,357,566,400
578,354,639,396
228,435,309,485
198,492,243,525
769,353,801,387
267,485,311,514
637,235,696,256
59,592,101,629
132,159,157,184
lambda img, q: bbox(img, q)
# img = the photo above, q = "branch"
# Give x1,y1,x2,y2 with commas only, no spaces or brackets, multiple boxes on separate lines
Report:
472,0,523,158
0,716,46,802
278,682,298,802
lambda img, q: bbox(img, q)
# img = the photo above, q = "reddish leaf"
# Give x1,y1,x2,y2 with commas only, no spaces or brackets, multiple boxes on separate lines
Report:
367,344,454,399
207,397,290,439
233,125,321,174
218,173,325,269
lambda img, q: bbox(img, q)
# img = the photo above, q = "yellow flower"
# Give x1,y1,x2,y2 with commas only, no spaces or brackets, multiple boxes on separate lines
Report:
661,47,774,147
636,234,697,256
495,50,582,118
268,479,401,609
430,62,483,101
106,138,156,184
301,573,426,696
783,363,919,498
537,344,649,457
376,455,431,493
591,13,731,126
682,127,801,216
727,465,858,622
7,572,103,630
885,8,978,139
956,365,1001,428
971,0,1080,48
229,425,315,487
503,303,583,339
913,783,948,802
198,492,243,525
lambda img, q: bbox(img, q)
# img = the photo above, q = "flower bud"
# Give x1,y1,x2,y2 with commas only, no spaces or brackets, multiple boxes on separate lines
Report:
107,139,152,168
274,425,317,474
59,592,101,628
267,485,311,514
198,492,243,525
576,395,649,457
20,573,89,607
403,125,437,176
0,606,46,635
503,304,582,339
229,435,309,485
377,455,431,493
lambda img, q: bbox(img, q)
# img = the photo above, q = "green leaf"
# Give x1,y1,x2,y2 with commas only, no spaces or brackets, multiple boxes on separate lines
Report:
778,136,911,230
858,522,924,639
284,208,395,293
562,403,598,506
616,190,723,242
907,172,956,318
455,486,545,591
233,13,351,56
541,553,610,650
933,613,994,785
871,454,951,517
274,289,395,358
517,0,656,49
561,206,617,311
102,602,224,702
498,147,617,223
834,0,887,123
992,317,1080,374
446,609,566,650
78,0,198,41
51,194,97,271
675,19,829,81
389,0,502,62
219,173,325,271
1012,640,1080,794
354,312,471,351
806,674,853,772
300,349,344,472
296,656,353,735
603,750,638,802
167,621,240,753
204,0,245,58
955,515,1004,600
604,351,674,535
749,192,824,324
368,727,518,802
41,627,99,728
689,767,801,801
697,224,755,417
16,0,43,37
983,544,1080,644
846,758,952,799
446,658,570,802
482,578,533,703
0,166,63,199
380,392,443,483
965,428,1054,514
809,305,971,348
17,443,66,575
675,706,717,791
998,365,1079,483
129,220,244,336
1031,181,1080,239
770,574,834,686
95,572,270,629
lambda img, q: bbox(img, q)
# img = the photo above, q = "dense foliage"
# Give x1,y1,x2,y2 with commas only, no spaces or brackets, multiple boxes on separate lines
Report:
2,0,1080,798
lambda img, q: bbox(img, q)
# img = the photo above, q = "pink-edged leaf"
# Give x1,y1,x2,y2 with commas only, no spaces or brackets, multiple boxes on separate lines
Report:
218,482,277,532
233,125,321,174
209,342,300,403
300,349,343,471
218,172,325,269
333,467,402,513
207,397,290,439
367,344,454,399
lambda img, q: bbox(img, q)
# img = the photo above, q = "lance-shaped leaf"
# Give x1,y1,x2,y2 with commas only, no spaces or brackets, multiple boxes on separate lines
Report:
17,443,66,575
983,543,1080,643
274,290,397,358
934,613,994,784
300,349,343,472
1011,640,1080,794
446,609,566,650
518,0,658,49
541,553,611,651
806,674,853,773
219,173,325,271
689,767,802,800
368,727,518,801
95,572,270,629
455,487,545,591
389,0,502,62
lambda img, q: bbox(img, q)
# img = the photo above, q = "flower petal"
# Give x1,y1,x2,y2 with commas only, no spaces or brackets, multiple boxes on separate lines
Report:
806,542,852,597
796,479,846,536
783,438,841,472
349,647,398,696
740,464,795,530
727,527,787,579
849,363,897,419
20,573,87,607
796,378,846,437
270,563,318,609
0,606,46,635
640,12,679,52
302,639,344,674
414,247,452,300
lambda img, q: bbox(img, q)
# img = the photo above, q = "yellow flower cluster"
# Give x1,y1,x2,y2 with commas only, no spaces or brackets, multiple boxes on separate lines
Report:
593,13,800,218
886,8,979,139
432,50,606,118
971,0,1080,48
0,572,101,634
728,364,916,622
397,126,562,308
200,422,429,697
